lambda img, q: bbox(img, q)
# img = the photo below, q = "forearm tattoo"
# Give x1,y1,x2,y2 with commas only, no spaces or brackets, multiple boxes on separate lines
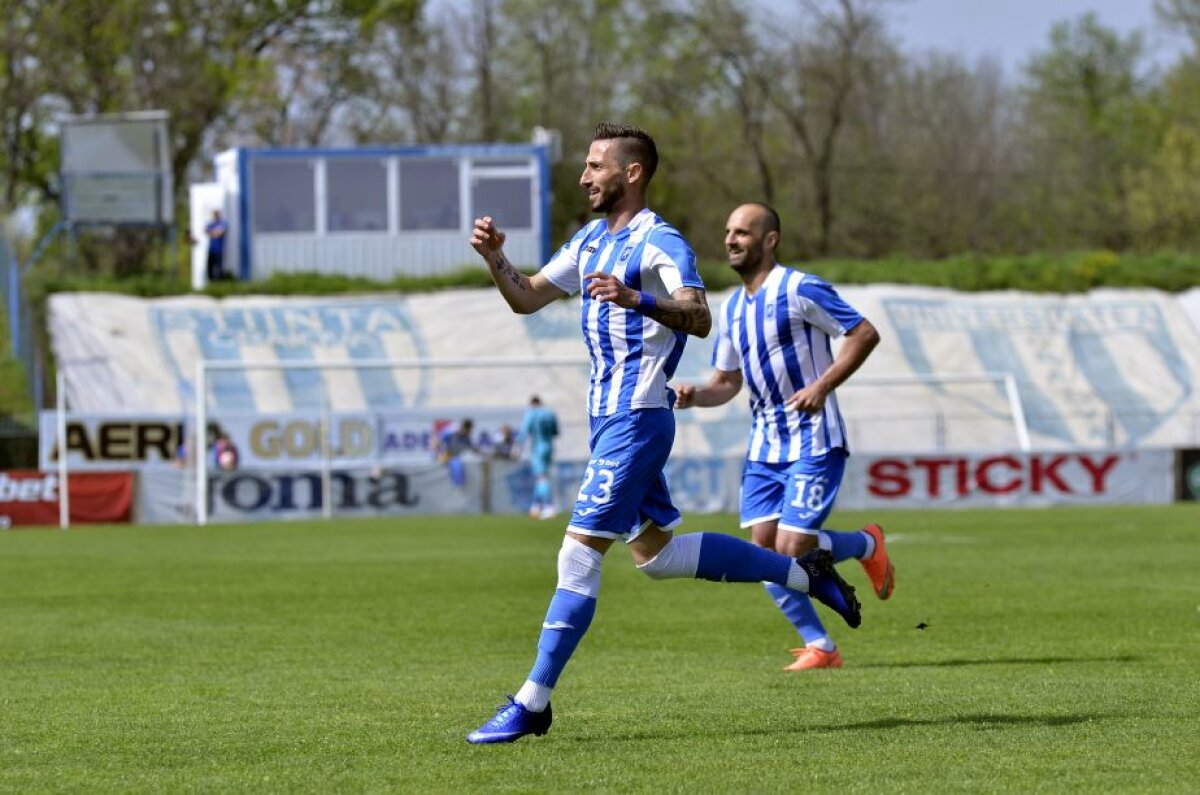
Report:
490,252,527,291
649,287,712,337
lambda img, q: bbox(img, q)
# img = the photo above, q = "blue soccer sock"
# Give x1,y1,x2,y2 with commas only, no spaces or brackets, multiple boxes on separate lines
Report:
763,582,831,648
819,530,869,563
532,477,551,508
527,588,596,689
694,532,792,585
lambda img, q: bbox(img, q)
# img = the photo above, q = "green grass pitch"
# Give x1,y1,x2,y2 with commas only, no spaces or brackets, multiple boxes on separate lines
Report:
1,505,1197,792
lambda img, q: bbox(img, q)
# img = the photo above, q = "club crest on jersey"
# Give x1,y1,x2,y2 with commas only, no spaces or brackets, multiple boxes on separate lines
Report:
618,247,634,262
765,303,776,319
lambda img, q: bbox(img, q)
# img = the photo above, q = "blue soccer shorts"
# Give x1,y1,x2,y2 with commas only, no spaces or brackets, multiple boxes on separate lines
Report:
566,408,683,541
740,448,847,535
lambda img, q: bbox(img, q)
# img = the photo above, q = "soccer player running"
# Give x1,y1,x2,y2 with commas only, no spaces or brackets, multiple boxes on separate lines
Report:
521,395,560,519
676,203,895,671
465,123,862,744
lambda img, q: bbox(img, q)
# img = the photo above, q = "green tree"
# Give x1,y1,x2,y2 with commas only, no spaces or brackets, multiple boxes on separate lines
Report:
1019,12,1158,250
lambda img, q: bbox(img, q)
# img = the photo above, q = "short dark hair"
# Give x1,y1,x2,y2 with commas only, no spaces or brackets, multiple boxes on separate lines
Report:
745,202,781,238
592,122,658,183
529,395,541,406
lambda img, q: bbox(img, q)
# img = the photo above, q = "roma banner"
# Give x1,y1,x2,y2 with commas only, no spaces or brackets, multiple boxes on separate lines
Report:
0,471,133,527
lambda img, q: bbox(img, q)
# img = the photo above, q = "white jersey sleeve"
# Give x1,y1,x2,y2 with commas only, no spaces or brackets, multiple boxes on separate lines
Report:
540,222,602,295
641,227,703,296
711,291,741,372
795,275,863,337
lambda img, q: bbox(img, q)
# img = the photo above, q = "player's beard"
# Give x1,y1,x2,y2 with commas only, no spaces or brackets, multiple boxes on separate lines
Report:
591,180,627,214
729,239,766,274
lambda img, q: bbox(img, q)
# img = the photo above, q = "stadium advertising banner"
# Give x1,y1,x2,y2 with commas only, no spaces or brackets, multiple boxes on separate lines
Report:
132,449,1172,525
0,470,133,527
138,463,486,524
841,449,1174,508
40,412,522,472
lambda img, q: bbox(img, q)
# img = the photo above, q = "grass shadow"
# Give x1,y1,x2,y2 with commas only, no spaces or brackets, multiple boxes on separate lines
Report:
564,712,1109,744
856,654,1139,669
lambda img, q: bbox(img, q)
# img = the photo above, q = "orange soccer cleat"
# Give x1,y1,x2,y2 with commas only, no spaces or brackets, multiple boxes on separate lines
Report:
784,645,844,671
860,523,895,600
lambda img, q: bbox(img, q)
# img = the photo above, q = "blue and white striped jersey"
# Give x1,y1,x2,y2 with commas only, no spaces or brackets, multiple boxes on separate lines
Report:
542,209,703,417
712,265,863,462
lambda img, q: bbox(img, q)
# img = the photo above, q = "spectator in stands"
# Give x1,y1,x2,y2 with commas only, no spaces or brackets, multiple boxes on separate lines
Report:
491,424,520,461
211,432,240,472
436,418,478,487
205,209,229,282
521,395,559,519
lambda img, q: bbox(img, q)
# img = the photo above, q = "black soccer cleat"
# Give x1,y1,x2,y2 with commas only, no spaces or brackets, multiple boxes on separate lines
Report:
798,549,862,629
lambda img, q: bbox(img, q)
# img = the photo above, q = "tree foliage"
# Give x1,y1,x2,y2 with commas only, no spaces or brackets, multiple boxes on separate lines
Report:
4,0,1200,274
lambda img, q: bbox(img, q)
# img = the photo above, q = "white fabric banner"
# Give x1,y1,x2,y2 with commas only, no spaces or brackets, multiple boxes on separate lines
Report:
49,285,1200,456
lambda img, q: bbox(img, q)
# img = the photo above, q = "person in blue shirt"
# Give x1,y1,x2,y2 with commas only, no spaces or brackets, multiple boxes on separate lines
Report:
436,418,477,488
521,395,559,519
463,122,862,744
205,210,228,282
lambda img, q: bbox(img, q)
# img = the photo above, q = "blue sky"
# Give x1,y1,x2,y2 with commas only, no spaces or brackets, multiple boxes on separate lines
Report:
886,0,1184,72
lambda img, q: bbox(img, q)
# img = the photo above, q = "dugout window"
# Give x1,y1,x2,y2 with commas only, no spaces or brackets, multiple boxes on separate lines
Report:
398,158,460,231
326,158,389,233
471,176,534,230
251,159,317,233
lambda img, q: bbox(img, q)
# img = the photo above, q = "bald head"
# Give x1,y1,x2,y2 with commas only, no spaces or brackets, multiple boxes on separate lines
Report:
725,203,781,276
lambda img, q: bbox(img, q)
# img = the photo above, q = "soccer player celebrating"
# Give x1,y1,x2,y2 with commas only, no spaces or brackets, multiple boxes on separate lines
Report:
676,202,895,671
465,124,863,743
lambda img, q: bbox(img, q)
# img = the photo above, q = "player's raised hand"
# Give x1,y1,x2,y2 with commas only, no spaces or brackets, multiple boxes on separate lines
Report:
583,271,638,308
470,216,506,257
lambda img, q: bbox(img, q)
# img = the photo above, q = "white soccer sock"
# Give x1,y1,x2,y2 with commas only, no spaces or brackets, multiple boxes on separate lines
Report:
515,680,552,712
807,636,836,652
785,562,809,592
861,530,876,559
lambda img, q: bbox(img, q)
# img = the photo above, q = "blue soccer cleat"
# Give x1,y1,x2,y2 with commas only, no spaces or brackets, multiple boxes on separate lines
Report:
466,696,553,744
798,549,862,629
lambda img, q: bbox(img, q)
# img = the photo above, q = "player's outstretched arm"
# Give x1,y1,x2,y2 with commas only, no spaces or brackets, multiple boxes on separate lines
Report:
583,273,712,338
471,216,565,314
676,368,743,409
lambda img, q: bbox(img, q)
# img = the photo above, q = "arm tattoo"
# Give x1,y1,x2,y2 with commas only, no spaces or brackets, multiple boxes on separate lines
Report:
649,287,711,337
490,252,527,291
